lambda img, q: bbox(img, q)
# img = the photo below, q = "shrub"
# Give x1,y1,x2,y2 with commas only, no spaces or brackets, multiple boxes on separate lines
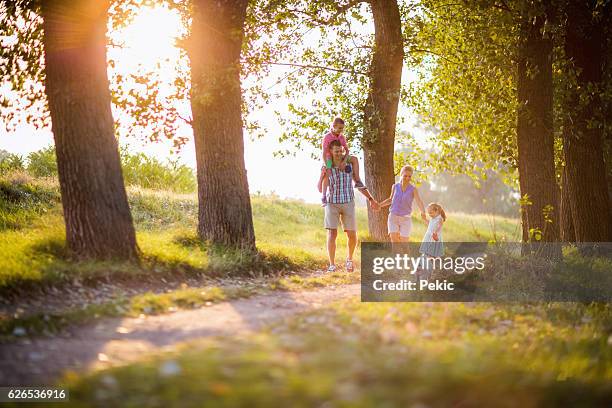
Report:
0,175,60,230
27,145,58,177
0,150,25,175
12,145,196,193
120,147,196,193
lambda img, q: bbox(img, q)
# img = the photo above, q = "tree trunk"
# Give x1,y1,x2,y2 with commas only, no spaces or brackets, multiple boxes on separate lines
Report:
562,0,612,242
559,164,576,242
606,10,612,222
189,0,256,250
362,0,404,241
516,1,560,257
41,0,138,260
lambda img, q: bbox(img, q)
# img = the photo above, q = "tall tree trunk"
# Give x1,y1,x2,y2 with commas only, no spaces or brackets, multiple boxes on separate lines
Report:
362,0,404,241
606,11,612,221
41,0,138,260
189,0,256,250
516,1,560,256
562,0,612,242
559,164,576,242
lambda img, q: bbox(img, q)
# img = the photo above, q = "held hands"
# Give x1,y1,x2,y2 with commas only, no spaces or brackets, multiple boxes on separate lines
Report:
420,211,427,222
369,198,381,211
432,232,439,242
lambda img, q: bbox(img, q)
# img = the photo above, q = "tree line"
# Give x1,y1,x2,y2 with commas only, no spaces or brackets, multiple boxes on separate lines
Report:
410,0,611,253
0,0,610,261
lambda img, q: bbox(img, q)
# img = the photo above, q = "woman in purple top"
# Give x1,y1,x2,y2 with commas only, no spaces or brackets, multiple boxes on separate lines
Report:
379,165,427,242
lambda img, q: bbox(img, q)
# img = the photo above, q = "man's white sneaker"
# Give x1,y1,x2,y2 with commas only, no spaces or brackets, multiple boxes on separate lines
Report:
345,259,354,272
327,264,337,273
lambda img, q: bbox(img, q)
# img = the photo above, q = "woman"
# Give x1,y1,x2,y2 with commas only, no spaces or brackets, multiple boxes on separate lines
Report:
379,165,427,242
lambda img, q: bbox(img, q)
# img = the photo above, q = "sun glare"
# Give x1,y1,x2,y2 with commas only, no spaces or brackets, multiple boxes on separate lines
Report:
106,5,191,161
110,6,184,68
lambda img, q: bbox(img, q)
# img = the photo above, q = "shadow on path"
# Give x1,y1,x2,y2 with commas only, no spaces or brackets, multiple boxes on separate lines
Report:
0,283,360,386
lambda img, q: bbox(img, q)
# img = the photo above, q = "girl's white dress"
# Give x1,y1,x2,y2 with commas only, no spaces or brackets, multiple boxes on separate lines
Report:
419,215,444,257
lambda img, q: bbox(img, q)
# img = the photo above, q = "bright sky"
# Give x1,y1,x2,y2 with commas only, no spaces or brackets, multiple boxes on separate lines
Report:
0,5,431,203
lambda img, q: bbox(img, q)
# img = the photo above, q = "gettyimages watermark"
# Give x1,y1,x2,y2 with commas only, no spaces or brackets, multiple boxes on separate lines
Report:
360,242,612,302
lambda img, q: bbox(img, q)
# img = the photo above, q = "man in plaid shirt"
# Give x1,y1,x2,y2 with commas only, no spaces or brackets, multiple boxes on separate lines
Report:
317,140,380,272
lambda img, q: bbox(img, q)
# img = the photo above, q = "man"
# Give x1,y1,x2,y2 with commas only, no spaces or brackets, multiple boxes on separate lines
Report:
317,140,380,272
320,117,366,205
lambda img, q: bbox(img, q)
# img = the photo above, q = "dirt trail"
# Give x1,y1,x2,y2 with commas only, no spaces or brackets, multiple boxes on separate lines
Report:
0,284,360,386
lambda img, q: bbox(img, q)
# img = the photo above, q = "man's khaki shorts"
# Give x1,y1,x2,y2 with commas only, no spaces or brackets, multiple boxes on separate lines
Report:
324,201,356,231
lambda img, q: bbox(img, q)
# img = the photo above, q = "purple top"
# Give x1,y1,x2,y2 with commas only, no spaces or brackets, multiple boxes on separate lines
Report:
390,182,414,216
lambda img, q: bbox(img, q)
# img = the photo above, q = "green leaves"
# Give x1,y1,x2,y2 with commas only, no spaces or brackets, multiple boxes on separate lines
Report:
0,0,47,131
0,150,26,175
26,145,57,177
409,0,520,178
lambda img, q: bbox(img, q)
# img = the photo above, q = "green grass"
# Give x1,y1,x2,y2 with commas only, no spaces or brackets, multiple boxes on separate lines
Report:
2,174,610,405
55,300,612,407
0,172,60,230
0,176,520,295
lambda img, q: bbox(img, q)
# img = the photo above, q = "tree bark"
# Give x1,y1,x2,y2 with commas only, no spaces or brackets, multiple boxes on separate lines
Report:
606,10,612,221
189,0,256,250
362,0,404,241
516,1,560,256
41,0,138,260
562,0,612,242
559,164,576,242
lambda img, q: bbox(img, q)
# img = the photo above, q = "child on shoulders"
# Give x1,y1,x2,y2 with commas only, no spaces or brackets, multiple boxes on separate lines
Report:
320,117,366,206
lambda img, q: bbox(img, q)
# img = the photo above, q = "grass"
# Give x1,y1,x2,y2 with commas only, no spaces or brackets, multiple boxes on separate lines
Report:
0,188,323,295
0,172,60,230
0,175,520,295
54,299,612,407
2,173,611,405
6,243,609,339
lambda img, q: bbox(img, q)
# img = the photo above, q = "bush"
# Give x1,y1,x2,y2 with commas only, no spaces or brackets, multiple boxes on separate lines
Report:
120,147,196,193
0,150,25,175
7,145,196,193
27,145,58,177
0,175,60,230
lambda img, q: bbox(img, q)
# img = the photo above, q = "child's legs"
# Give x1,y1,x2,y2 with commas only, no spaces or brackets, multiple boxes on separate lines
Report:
417,254,433,280
424,256,435,279
321,160,332,196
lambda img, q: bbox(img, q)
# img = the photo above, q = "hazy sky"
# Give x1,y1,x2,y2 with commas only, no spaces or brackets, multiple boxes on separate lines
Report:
0,4,431,203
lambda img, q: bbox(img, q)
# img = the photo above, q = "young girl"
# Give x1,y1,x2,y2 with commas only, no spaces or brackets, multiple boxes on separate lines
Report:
320,117,366,206
419,202,446,279
379,165,427,242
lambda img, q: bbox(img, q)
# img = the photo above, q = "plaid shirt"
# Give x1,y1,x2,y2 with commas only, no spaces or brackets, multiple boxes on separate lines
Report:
327,167,355,204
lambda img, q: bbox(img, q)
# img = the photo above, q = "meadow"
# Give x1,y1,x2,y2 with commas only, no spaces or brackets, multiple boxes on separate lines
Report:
0,163,524,338
0,169,520,295
2,161,611,407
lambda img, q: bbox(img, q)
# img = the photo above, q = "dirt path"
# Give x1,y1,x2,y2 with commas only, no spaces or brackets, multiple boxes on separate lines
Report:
0,284,360,386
